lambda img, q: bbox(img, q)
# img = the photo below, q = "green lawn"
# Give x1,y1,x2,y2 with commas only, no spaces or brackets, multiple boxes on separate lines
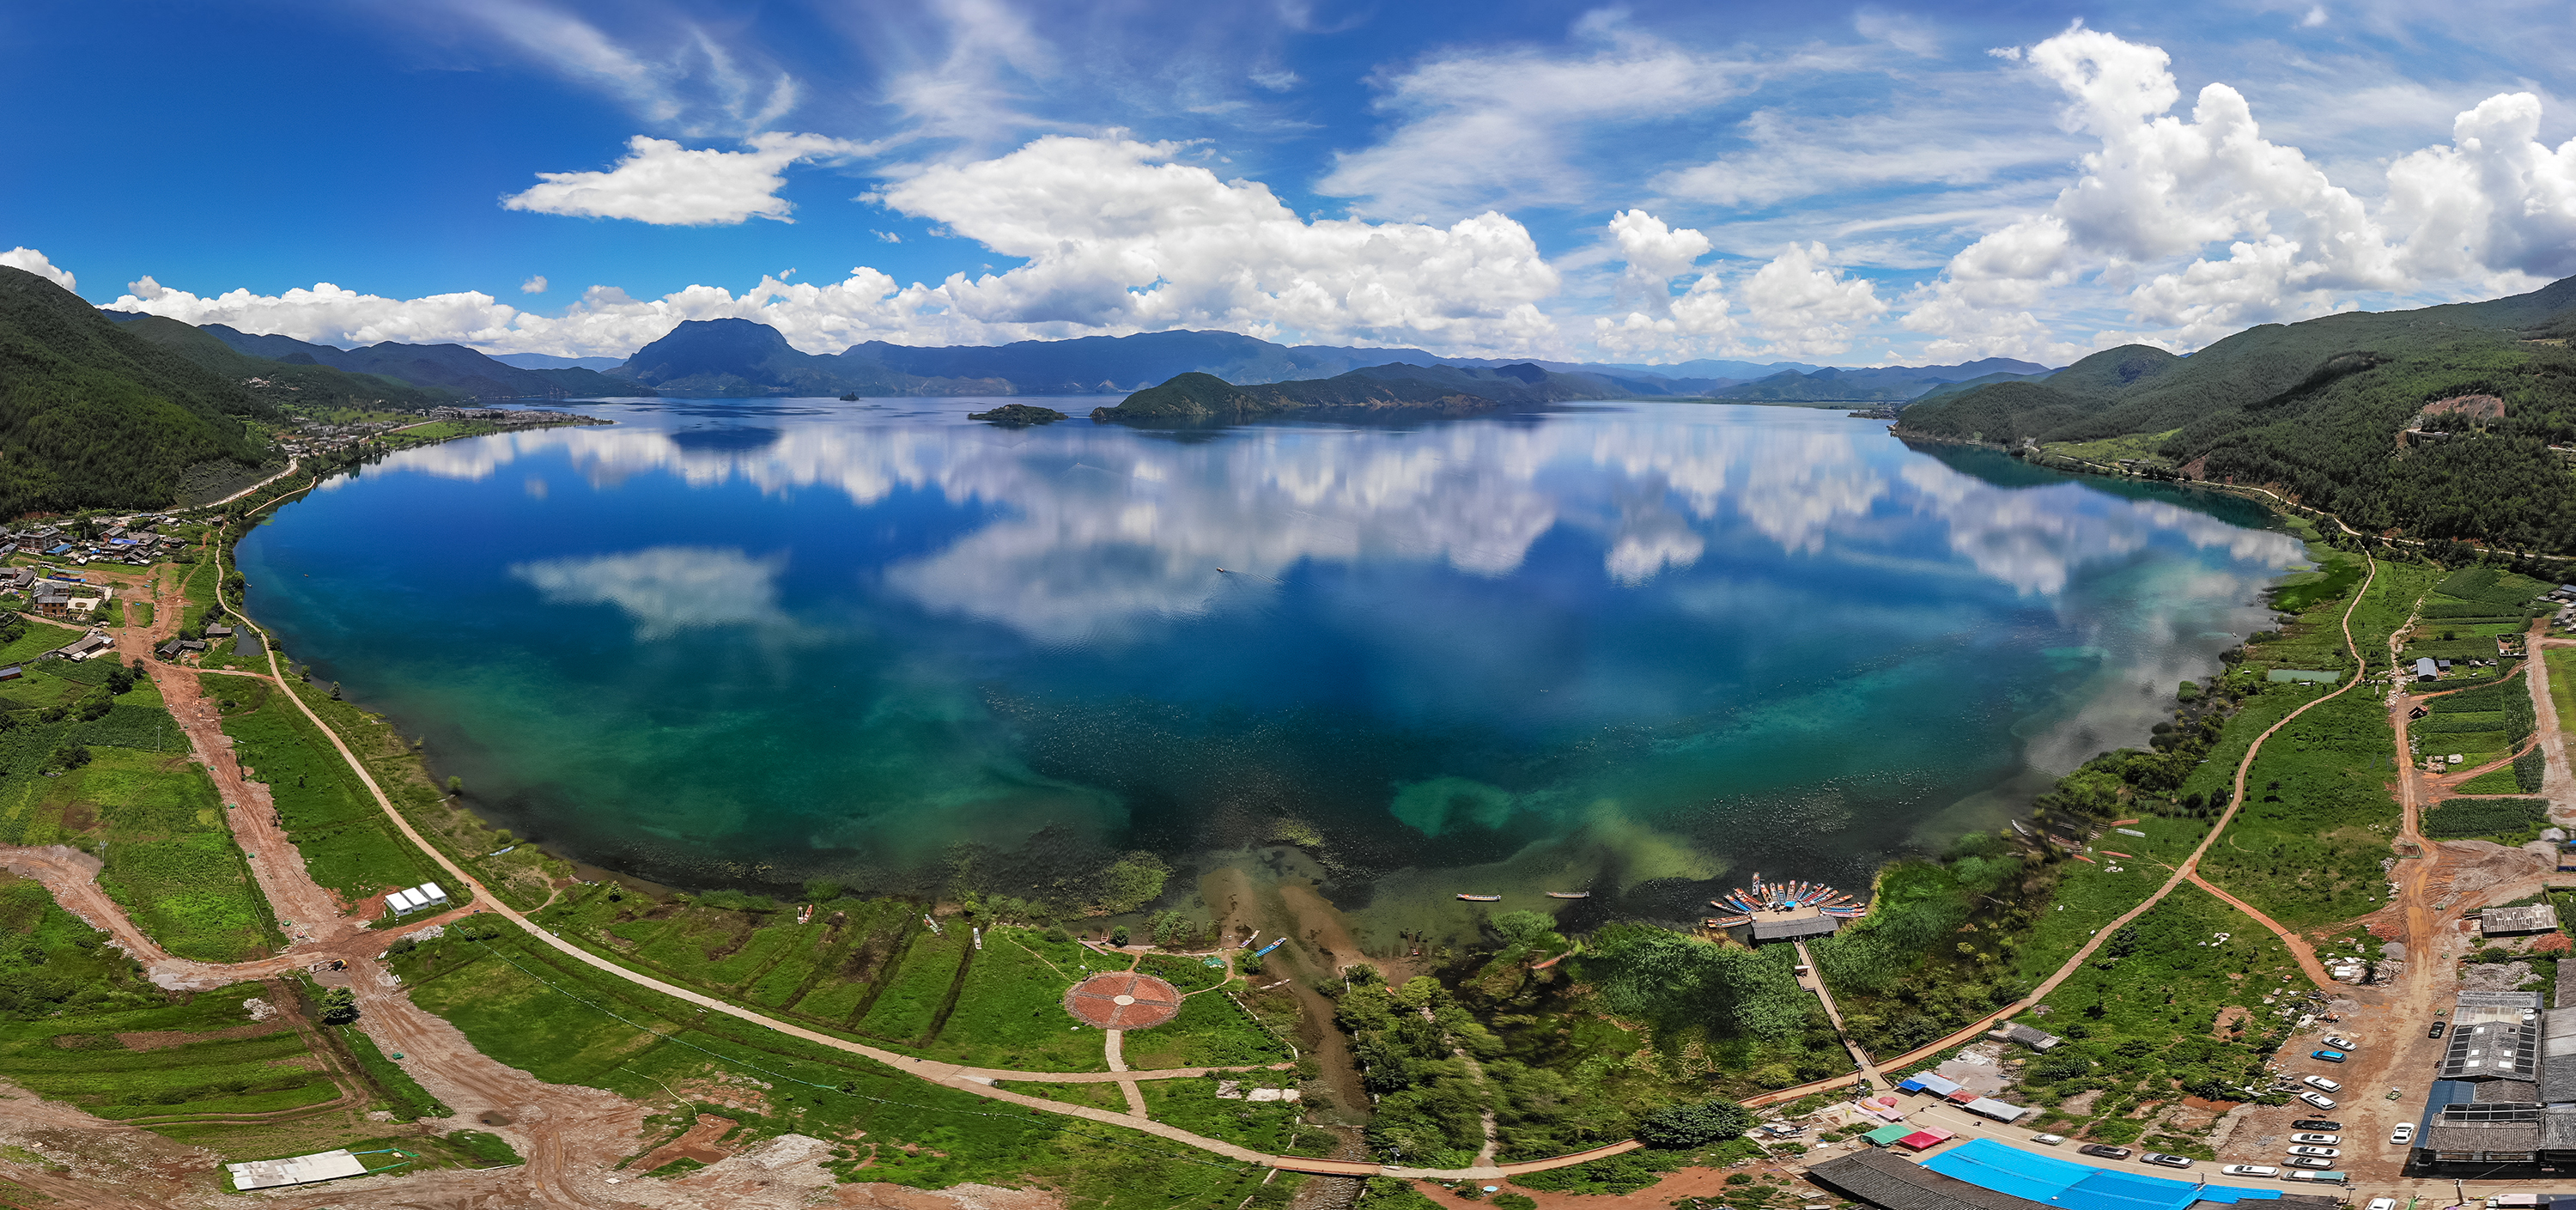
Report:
920,927,1103,1071
1120,990,1291,1071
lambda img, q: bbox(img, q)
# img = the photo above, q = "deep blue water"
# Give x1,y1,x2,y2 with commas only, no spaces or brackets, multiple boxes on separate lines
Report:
235,398,2303,912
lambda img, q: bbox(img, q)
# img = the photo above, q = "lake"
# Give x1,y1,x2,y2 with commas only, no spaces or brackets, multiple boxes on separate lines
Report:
234,398,2304,927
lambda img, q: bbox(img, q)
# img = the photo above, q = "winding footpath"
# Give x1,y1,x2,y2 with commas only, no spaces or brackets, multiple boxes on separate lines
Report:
1758,555,2376,1104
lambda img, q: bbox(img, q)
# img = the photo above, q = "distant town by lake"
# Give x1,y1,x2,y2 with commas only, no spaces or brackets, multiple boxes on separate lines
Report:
237,398,2304,928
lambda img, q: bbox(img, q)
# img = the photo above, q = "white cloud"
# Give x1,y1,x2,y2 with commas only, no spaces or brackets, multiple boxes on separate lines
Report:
1317,14,1755,219
520,275,548,295
111,137,1564,357
0,247,74,292
449,0,799,137
504,132,873,225
1249,69,1301,92
2300,5,2330,27
1590,224,1880,361
1741,242,1887,356
1901,26,2576,359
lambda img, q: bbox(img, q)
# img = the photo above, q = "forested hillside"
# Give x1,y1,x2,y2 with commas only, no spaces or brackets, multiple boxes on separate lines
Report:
195,325,641,400
1091,362,1643,422
114,315,453,410
0,267,274,514
1896,274,2576,551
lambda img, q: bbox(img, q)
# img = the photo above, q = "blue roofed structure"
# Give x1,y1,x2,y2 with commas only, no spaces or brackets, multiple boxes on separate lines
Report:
1921,1139,2294,1209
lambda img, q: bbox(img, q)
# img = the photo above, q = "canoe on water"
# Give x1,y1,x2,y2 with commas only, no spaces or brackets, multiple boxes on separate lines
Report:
1456,893,1502,902
1545,891,1590,898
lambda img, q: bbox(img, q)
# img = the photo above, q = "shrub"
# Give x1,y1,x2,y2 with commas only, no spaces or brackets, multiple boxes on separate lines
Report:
1635,1098,1753,1148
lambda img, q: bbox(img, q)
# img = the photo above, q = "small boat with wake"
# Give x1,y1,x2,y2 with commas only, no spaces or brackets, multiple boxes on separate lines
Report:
1456,893,1502,902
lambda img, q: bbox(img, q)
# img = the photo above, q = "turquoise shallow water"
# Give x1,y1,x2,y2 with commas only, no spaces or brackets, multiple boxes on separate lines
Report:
235,398,2302,912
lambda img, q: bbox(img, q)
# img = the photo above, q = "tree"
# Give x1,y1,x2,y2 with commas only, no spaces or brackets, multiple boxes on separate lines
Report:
1108,925,1129,946
445,775,463,796
1635,1098,1754,1149
316,987,358,1024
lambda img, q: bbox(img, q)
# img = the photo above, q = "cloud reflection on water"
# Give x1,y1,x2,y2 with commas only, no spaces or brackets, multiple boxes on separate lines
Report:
380,405,2306,644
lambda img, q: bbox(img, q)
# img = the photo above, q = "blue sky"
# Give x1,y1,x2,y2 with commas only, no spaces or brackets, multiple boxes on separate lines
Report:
5,1,2574,366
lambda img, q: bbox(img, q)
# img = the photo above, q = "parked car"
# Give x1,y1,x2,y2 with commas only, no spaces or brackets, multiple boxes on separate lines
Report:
2288,1146,2339,1158
2287,1157,2336,1170
2390,1122,2415,1145
2285,1169,2345,1183
2324,1034,2356,1049
2428,1020,2447,1038
2367,1199,2399,1210
2310,1049,2348,1062
2289,1133,2340,1145
2303,1075,2342,1093
2299,1091,2337,1110
2221,1164,2280,1177
2029,1134,2066,1146
2142,1152,2193,1169
2078,1144,2133,1160
2293,1118,2342,1131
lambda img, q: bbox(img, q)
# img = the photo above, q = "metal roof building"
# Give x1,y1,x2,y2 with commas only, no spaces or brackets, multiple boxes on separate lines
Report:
226,1149,368,1191
2482,904,2561,937
1750,915,1839,942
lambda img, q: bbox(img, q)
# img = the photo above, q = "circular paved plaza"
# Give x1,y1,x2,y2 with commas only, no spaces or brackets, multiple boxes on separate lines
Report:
1062,971,1182,1030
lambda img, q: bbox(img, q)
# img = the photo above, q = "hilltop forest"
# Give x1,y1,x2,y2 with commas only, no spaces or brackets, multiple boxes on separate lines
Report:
1894,275,2576,553
0,267,276,515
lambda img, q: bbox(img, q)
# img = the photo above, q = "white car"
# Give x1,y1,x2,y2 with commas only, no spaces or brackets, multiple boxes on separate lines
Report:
2299,1091,2337,1110
2303,1075,2342,1093
2323,1034,2356,1049
2390,1122,2415,1145
2029,1134,2065,1146
2285,1170,2346,1183
2221,1164,2279,1177
2367,1200,2398,1210
2287,1146,2339,1158
2289,1133,2339,1145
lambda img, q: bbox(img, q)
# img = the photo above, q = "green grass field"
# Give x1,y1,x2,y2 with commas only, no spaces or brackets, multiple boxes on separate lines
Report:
212,674,438,904
388,916,1288,1208
0,743,280,964
2198,685,2401,928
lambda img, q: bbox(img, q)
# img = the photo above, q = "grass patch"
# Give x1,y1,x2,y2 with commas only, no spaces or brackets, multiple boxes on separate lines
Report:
921,927,1102,1071
337,1024,451,1122
1140,1076,1338,1157
2198,686,2400,928
2457,764,2527,794
1120,988,1291,1071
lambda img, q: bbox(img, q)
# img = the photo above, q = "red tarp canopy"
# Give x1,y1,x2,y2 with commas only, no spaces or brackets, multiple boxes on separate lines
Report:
1895,1129,1954,1150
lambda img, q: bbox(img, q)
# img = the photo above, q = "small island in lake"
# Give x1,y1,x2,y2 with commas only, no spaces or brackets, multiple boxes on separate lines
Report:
967,403,1070,426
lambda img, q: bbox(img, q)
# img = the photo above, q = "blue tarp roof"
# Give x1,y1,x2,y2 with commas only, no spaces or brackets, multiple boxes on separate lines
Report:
1922,1139,2287,1210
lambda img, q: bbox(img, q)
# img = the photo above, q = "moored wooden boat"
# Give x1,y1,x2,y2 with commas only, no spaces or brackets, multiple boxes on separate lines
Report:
1456,893,1502,902
1545,891,1590,898
1712,914,1753,927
